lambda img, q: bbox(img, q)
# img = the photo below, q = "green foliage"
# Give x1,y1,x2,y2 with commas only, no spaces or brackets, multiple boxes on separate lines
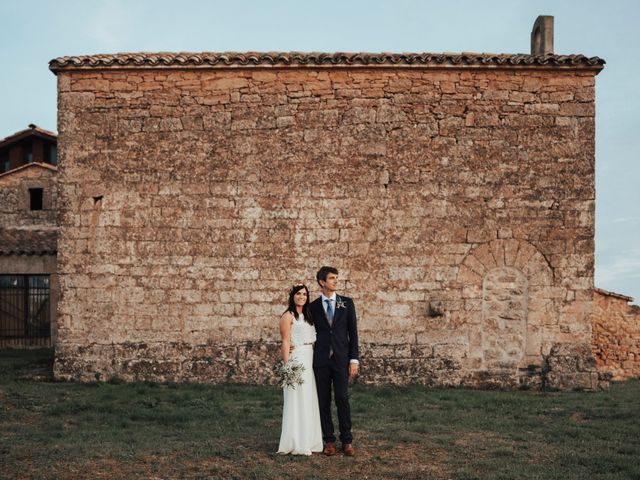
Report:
1,349,639,479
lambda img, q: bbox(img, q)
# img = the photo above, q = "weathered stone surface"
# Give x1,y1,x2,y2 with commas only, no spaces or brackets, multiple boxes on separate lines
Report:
52,61,602,390
545,342,609,390
482,267,528,368
0,165,58,228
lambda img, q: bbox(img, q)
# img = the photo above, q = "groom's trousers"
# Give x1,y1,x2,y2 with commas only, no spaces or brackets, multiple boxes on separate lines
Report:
314,356,352,444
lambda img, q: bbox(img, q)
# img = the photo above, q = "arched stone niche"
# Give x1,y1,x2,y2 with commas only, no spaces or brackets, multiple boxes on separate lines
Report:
482,267,528,369
457,239,555,370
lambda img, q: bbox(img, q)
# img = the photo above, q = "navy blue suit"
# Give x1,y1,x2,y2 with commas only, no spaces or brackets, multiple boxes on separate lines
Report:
311,295,359,444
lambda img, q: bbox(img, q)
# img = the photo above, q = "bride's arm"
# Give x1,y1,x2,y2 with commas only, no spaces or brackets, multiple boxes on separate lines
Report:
279,312,293,363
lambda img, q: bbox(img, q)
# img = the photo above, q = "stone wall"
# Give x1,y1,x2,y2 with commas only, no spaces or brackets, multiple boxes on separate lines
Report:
0,164,58,228
51,55,604,389
592,288,640,379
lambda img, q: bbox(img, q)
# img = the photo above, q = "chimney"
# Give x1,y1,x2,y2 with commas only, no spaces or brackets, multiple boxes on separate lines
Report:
531,15,554,55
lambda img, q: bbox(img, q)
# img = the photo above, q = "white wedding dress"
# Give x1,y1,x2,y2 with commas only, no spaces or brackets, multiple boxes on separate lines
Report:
277,312,323,455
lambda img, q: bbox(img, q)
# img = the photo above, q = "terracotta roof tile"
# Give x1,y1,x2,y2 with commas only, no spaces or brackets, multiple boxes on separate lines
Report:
49,52,605,73
0,228,58,256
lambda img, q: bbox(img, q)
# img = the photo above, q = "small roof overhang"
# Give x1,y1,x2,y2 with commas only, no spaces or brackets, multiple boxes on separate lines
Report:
0,228,58,256
0,162,57,180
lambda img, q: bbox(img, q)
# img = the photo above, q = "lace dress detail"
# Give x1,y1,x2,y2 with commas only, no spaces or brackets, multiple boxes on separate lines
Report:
290,313,316,346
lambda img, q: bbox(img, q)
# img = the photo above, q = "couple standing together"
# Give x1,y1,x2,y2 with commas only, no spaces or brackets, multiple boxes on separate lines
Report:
277,266,360,457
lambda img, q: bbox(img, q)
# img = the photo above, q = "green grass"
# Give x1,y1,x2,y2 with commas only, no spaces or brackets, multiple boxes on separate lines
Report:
1,349,639,479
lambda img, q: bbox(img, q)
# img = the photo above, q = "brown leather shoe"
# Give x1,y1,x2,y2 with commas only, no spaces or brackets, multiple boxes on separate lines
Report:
342,443,355,456
323,442,337,456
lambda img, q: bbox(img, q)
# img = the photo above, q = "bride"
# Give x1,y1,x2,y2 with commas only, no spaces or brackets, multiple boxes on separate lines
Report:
277,283,323,455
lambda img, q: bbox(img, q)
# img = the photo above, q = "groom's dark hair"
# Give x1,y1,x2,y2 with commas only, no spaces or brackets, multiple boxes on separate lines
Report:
316,266,339,286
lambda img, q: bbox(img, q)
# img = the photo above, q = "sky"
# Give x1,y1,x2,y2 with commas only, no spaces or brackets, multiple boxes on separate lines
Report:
0,0,638,301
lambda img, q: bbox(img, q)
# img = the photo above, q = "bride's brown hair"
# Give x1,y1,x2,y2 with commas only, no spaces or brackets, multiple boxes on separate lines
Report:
285,284,314,325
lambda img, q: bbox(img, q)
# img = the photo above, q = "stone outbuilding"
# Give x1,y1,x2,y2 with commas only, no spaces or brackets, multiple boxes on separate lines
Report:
48,19,611,389
0,125,59,347
592,288,640,380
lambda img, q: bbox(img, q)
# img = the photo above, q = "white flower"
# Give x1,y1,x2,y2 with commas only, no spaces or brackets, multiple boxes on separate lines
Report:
274,359,305,389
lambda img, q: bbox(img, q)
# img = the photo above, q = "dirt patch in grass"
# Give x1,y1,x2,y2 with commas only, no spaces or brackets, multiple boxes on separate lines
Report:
53,439,453,480
569,412,588,423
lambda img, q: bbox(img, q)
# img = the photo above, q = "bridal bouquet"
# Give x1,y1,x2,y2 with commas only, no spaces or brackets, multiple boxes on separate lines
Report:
274,359,305,389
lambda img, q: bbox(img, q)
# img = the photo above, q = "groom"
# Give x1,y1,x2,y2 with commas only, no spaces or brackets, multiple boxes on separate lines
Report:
311,266,359,457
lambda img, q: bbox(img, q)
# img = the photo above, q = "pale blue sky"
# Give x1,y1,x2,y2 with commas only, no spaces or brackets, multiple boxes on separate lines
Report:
1,0,638,301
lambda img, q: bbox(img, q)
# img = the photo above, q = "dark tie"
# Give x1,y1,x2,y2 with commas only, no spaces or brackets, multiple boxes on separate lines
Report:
325,299,334,325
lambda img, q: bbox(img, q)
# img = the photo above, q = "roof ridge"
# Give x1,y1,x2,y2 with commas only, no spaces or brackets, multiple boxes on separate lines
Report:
594,287,635,303
49,51,605,73
27,124,58,138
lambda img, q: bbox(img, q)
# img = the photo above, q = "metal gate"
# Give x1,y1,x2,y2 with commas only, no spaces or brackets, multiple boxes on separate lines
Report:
0,275,51,347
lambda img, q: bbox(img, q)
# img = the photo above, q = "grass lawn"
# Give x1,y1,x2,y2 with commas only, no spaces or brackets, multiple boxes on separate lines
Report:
1,349,639,479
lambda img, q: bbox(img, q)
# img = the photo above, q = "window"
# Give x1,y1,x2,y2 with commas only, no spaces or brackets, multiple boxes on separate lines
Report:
24,143,33,164
29,188,43,210
49,145,57,165
0,152,8,173
0,275,51,347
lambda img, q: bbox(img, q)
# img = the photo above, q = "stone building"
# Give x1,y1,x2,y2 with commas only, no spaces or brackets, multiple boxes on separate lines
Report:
49,18,610,389
0,125,59,347
592,288,640,380
0,124,58,174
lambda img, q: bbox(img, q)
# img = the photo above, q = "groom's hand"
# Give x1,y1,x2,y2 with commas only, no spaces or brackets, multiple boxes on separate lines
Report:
349,363,359,379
